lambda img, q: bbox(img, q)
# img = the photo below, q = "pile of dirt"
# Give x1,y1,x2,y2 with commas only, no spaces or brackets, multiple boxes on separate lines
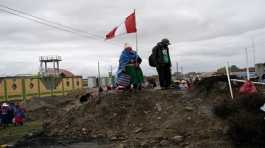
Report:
21,93,82,121
191,75,238,98
66,88,88,98
213,93,265,147
43,90,232,147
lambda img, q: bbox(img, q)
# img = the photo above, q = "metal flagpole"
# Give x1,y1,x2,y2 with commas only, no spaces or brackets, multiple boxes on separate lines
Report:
134,9,138,52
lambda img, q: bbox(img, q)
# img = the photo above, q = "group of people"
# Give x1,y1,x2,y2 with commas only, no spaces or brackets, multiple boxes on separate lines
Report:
115,38,172,90
0,102,25,128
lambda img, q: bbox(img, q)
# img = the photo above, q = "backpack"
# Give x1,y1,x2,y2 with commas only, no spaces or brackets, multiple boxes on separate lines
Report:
149,53,156,67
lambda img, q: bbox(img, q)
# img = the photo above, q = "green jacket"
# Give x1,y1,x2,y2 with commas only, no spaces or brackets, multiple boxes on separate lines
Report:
152,42,171,67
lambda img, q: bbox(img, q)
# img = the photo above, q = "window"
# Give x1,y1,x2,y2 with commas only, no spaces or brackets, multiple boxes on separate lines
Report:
66,81,70,87
13,79,16,82
12,83,17,90
76,81,80,86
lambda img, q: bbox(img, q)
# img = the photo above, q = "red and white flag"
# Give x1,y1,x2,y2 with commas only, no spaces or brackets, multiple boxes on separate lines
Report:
106,12,137,40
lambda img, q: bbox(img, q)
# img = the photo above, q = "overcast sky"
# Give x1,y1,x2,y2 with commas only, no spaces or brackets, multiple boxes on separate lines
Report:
0,0,265,77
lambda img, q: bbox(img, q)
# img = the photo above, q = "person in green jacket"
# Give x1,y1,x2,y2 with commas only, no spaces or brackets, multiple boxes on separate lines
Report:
152,38,172,89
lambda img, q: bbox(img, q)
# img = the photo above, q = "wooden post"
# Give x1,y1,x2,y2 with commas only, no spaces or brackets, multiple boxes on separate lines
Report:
72,76,75,90
37,78,41,97
21,79,26,100
3,79,8,101
62,79,65,96
226,62,234,99
50,77,54,96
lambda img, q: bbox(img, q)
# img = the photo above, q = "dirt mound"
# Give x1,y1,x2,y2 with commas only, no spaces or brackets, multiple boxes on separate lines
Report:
66,88,88,98
191,75,238,97
21,90,85,121
213,93,265,147
44,90,231,147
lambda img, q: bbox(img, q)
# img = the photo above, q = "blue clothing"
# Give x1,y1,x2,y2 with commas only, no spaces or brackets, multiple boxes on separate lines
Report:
15,108,25,119
1,107,9,125
116,48,138,81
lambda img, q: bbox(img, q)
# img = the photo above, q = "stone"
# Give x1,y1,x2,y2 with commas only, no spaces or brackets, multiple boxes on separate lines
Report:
185,106,193,111
156,103,162,112
140,140,149,146
118,144,125,148
134,127,143,133
222,125,229,134
27,132,33,137
160,140,170,146
171,135,184,143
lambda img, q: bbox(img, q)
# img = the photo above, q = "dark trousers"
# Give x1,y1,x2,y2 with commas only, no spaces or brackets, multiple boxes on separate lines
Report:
156,65,171,88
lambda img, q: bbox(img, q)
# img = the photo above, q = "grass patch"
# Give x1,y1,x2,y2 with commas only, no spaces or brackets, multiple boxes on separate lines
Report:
0,121,42,145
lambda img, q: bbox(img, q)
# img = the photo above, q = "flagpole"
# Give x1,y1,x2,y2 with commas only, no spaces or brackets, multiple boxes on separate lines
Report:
134,9,138,53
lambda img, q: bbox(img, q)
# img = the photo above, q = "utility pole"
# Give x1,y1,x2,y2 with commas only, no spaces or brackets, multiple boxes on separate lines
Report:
98,61,101,91
181,66,184,79
245,48,250,80
110,65,113,76
252,39,256,66
176,62,179,80
110,65,113,86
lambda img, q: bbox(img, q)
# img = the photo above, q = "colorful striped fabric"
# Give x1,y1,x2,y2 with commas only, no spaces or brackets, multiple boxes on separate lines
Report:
117,74,131,87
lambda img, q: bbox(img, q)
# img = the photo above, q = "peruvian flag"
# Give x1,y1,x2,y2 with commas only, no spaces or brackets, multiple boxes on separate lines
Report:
106,12,137,40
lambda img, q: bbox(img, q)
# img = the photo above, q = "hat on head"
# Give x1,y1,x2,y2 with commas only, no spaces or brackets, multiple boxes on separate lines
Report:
124,43,130,48
161,38,171,45
2,103,8,107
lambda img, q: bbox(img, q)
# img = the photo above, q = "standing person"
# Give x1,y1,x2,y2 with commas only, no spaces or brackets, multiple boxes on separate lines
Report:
151,38,172,89
0,104,2,126
1,103,9,128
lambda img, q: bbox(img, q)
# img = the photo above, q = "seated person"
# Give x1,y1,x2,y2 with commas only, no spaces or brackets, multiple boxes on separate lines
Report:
14,104,25,126
116,45,144,90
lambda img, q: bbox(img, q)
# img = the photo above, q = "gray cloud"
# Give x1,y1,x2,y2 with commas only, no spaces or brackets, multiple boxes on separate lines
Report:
0,0,265,77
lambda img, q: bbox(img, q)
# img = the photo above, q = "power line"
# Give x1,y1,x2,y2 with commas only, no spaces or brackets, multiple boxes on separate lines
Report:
0,4,103,39
0,8,102,40
0,5,123,47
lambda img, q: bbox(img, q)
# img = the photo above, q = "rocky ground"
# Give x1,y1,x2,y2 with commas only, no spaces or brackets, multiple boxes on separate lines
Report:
24,88,232,148
5,76,265,148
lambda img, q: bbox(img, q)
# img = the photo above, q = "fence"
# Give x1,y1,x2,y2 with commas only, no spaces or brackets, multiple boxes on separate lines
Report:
0,76,83,101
